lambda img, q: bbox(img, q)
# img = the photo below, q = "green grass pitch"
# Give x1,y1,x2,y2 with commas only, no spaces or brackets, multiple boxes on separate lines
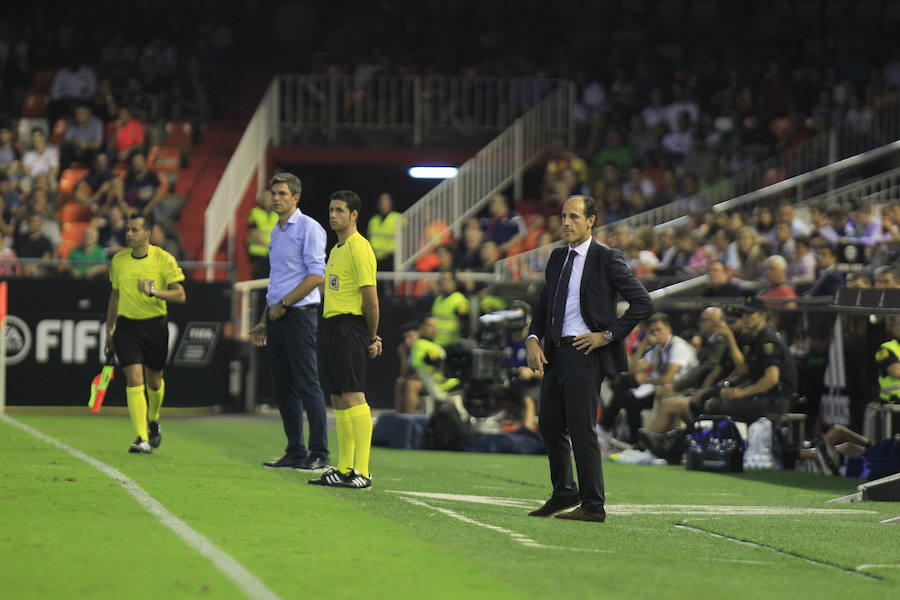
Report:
2,412,899,599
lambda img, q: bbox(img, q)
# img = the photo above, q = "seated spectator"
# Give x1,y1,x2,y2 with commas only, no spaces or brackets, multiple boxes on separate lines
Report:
787,236,817,286
49,58,98,121
702,259,744,297
655,229,692,276
15,213,53,277
0,125,20,173
772,220,795,260
627,114,659,162
708,228,733,263
809,202,839,244
623,239,658,277
151,222,185,261
19,188,61,251
726,226,765,280
592,129,633,174
478,240,501,272
453,225,484,271
754,205,777,241
846,270,872,288
99,204,127,256
22,129,59,181
803,242,844,297
602,184,627,223
599,312,697,444
484,193,525,255
840,202,883,247
61,103,104,168
123,153,164,216
777,202,811,238
874,265,900,288
661,111,693,156
546,214,563,241
106,105,145,163
65,227,107,279
758,255,797,302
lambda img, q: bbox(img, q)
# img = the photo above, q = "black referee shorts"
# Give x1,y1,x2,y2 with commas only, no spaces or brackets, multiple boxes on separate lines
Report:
319,314,368,395
113,316,168,371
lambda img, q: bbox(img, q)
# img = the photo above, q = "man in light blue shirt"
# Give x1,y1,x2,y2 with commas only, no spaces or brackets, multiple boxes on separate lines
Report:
250,172,330,471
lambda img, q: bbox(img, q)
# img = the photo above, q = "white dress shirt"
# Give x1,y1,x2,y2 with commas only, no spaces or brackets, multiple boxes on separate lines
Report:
559,237,592,338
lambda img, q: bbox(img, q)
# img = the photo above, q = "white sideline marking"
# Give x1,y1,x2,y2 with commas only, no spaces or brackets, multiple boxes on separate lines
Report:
882,515,900,524
1,414,282,600
675,524,878,580
387,491,878,516
856,564,900,572
398,496,607,553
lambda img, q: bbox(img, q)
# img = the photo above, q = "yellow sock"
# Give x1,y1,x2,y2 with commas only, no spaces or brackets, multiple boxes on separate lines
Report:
147,379,165,422
126,385,149,441
348,403,373,477
334,408,355,475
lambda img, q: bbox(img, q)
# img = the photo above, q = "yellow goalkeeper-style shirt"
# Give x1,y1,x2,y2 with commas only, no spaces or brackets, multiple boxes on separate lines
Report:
110,245,185,319
324,231,376,318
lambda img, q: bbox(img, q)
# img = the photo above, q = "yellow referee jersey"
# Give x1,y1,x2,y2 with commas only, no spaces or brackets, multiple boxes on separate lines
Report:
323,231,376,318
110,245,185,319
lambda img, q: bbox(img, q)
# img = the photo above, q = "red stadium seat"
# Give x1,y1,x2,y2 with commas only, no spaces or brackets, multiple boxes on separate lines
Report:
22,93,49,118
161,121,192,147
58,168,89,196
30,70,56,93
50,118,68,144
58,201,94,224
60,222,90,259
148,145,180,172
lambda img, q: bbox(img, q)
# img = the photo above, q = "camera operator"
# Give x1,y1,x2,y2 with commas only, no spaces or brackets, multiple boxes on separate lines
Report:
499,304,539,430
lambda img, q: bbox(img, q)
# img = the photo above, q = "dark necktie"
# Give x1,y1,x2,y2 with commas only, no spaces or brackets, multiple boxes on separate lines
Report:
550,249,576,345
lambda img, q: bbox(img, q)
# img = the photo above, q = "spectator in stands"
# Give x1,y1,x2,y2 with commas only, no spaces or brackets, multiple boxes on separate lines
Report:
0,125,19,173
847,271,872,288
546,214,563,241
123,153,163,216
654,227,677,272
599,312,697,445
841,202,883,247
22,128,59,181
803,242,844,297
627,114,659,162
875,316,900,405
20,188,60,251
151,222,185,261
478,240,501,272
453,225,484,271
754,205,777,241
874,265,900,288
246,189,277,279
809,203,839,244
106,105,145,163
772,221,795,260
777,202,811,238
431,270,469,347
394,321,421,413
787,236,817,286
661,111,693,157
49,57,98,121
61,103,104,168
592,129,633,174
99,204,127,256
702,259,743,297
545,138,588,189
367,192,400,272
726,226,765,280
484,193,526,256
15,213,53,277
758,255,797,302
64,226,107,279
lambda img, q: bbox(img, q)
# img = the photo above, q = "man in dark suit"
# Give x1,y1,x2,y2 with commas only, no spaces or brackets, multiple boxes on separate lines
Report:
803,242,844,297
526,195,652,523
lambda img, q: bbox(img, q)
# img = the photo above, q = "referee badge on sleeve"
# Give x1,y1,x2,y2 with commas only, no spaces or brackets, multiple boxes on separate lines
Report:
329,275,339,290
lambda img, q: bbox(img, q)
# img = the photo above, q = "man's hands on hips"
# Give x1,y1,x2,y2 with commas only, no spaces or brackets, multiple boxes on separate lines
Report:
526,337,548,374
573,332,611,355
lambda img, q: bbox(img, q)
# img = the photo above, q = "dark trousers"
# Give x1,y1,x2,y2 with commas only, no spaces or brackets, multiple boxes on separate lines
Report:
600,376,656,442
266,306,328,459
539,343,605,512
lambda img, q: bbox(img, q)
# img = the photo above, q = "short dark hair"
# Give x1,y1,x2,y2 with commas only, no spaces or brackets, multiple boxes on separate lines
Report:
269,172,302,197
129,212,154,231
646,312,670,328
567,195,599,224
330,190,361,218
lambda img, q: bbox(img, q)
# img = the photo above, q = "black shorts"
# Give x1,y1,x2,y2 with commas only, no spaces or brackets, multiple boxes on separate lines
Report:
113,316,168,371
319,314,368,395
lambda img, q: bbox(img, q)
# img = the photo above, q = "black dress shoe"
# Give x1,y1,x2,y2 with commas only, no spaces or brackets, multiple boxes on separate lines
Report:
528,493,581,517
295,455,330,471
263,454,304,469
555,505,606,522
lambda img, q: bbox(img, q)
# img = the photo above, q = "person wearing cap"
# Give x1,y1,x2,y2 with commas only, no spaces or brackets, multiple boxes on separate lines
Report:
704,296,798,422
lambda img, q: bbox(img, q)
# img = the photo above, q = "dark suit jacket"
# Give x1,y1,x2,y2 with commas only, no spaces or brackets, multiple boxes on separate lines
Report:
529,241,653,375
803,267,844,298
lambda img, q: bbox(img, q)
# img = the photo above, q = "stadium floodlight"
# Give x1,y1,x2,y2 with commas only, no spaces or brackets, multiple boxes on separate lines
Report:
408,166,458,179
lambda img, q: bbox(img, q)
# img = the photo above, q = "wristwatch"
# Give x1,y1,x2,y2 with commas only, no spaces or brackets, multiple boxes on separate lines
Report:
279,300,288,309
148,282,155,297
602,330,614,342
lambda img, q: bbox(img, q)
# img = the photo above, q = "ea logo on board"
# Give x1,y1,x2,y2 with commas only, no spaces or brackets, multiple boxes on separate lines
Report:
4,315,32,365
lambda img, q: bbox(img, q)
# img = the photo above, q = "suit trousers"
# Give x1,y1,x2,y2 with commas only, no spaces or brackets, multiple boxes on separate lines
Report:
266,306,329,459
539,343,605,511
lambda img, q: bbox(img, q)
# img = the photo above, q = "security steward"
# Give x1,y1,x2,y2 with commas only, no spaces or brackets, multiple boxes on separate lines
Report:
705,296,797,422
431,269,470,347
876,316,900,403
105,212,185,454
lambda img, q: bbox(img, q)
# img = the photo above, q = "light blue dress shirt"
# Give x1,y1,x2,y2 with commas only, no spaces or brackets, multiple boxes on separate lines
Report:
266,208,326,308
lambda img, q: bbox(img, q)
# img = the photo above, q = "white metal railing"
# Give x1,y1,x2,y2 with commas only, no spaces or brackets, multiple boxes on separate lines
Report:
496,138,900,281
278,74,570,146
203,80,278,280
396,84,574,271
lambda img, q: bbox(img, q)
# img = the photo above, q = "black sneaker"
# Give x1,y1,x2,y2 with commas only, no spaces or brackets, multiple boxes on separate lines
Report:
263,454,303,469
339,469,373,489
128,437,152,454
308,467,347,486
148,421,162,448
295,455,330,471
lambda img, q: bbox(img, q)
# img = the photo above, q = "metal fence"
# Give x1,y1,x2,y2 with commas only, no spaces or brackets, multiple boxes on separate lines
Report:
277,74,570,147
396,85,575,271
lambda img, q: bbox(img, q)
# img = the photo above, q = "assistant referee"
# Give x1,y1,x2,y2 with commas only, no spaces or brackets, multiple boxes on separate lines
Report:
309,190,383,489
105,213,185,454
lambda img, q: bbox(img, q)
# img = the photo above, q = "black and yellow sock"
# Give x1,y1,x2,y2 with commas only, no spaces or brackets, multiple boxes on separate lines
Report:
348,403,373,478
334,408,355,475
147,379,165,422
126,385,149,441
